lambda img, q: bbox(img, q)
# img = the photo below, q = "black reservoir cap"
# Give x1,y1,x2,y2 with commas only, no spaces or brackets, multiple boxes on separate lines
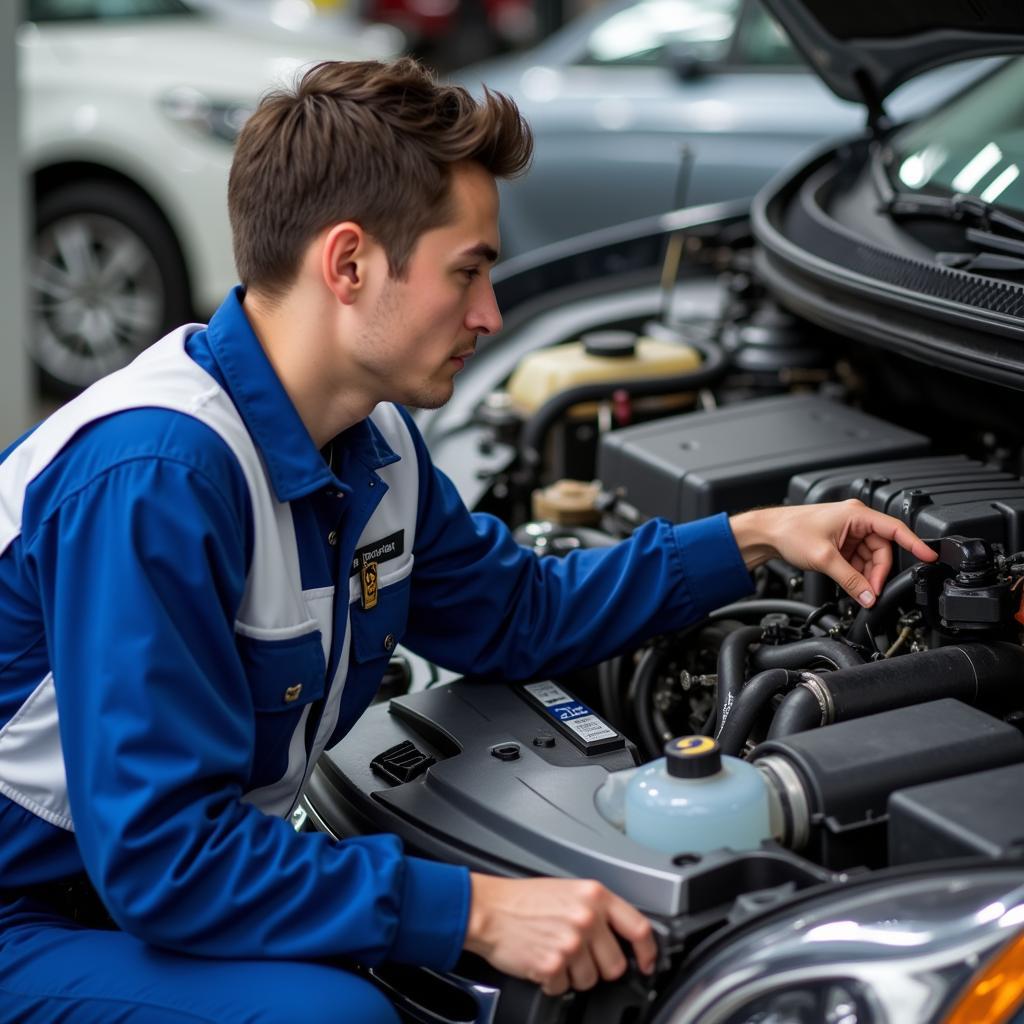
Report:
666,736,722,778
582,330,637,359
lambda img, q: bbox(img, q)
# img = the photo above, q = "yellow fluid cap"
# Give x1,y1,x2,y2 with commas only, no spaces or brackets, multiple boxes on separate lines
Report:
666,736,722,778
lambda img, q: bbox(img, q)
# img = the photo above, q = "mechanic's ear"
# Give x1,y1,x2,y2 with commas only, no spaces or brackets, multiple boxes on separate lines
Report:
322,222,367,305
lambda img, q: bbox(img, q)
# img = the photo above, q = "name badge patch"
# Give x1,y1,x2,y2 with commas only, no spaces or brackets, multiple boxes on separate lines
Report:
350,530,405,578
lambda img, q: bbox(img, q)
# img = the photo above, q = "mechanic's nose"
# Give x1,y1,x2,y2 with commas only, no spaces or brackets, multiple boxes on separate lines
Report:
467,282,502,336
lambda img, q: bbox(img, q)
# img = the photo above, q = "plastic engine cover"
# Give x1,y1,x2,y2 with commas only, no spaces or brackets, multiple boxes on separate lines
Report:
304,679,830,925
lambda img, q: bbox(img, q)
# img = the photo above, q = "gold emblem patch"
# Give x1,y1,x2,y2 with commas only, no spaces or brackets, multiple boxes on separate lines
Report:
361,561,379,610
283,684,303,704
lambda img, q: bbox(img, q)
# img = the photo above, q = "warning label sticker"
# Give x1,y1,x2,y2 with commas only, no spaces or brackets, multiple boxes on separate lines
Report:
523,682,571,707
520,682,624,752
563,715,618,743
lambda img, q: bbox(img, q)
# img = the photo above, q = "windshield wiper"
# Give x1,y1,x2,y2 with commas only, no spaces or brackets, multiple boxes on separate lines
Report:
869,143,1024,242
936,248,1024,274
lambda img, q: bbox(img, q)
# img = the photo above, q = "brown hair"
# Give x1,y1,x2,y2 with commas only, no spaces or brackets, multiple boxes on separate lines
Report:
228,58,532,300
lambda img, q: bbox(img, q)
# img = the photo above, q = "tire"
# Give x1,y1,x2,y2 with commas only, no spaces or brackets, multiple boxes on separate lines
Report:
31,179,192,395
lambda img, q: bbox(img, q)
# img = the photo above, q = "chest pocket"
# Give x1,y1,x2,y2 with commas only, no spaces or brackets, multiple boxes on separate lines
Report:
236,629,326,791
350,573,412,664
339,562,413,737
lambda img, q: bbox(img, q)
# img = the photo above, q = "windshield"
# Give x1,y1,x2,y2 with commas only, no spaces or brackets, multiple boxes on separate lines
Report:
582,0,740,66
27,0,192,21
887,58,1024,214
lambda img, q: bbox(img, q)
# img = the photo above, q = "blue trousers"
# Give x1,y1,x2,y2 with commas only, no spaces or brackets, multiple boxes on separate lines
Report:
0,899,400,1023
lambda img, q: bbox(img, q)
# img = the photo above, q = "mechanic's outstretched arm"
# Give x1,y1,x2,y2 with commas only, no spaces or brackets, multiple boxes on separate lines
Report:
730,498,938,608
464,874,656,996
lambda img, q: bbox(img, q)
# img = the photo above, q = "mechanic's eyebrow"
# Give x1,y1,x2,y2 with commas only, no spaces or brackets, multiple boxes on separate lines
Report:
460,242,499,263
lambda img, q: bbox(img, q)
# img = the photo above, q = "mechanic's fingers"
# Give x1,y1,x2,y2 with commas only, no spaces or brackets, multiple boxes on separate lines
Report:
589,924,630,983
858,533,893,598
817,545,877,607
606,894,657,974
863,510,937,563
540,967,570,997
871,532,904,595
567,951,600,992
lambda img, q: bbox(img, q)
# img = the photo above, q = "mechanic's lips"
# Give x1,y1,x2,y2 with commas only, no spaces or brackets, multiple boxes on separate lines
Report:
450,349,475,372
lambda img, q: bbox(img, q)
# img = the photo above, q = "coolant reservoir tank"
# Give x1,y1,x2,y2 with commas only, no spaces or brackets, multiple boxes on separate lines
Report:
624,736,772,855
507,330,702,414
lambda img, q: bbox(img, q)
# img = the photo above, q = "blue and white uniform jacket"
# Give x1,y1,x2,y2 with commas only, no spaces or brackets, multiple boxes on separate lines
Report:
0,288,754,969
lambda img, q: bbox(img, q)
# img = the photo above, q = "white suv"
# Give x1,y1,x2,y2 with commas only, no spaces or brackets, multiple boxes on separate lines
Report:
21,0,399,391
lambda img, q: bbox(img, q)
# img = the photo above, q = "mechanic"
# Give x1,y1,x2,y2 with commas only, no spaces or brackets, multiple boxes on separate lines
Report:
0,58,937,1022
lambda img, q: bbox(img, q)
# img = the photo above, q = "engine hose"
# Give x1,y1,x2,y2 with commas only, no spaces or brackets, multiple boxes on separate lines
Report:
767,641,1024,741
766,685,822,740
708,600,841,632
713,626,763,738
716,668,801,757
847,566,917,652
518,336,729,470
630,645,668,760
750,638,865,673
597,656,626,729
804,603,839,632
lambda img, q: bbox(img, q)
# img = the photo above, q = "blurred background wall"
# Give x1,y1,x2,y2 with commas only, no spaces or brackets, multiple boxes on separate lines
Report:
1,0,30,441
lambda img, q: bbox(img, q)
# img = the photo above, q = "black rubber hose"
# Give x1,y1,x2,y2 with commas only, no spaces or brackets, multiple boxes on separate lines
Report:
597,656,627,729
767,685,825,739
769,641,1024,741
519,336,729,469
630,646,667,760
848,566,917,651
826,641,1024,721
708,600,841,631
713,626,762,738
750,638,865,672
716,668,800,757
804,603,839,633
764,642,1024,746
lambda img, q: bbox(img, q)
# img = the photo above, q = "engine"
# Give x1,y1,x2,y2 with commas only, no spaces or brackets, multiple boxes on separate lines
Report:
303,234,1024,1024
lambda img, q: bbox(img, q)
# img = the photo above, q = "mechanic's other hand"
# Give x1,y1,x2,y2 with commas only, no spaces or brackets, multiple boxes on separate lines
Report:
464,873,656,996
729,499,938,608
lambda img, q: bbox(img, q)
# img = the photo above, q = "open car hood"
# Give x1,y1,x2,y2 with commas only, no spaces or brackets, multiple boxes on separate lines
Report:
759,1,1024,118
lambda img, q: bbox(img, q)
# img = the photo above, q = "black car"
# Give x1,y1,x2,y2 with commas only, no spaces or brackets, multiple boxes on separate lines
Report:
302,6,1024,1022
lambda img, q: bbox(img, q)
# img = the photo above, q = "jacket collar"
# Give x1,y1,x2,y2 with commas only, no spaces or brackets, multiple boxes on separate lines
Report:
204,287,399,502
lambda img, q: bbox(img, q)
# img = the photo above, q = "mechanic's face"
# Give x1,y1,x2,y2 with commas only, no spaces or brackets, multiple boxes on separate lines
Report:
354,161,502,410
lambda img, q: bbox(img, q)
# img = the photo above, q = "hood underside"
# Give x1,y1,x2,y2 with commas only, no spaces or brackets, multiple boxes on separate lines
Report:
759,0,1024,116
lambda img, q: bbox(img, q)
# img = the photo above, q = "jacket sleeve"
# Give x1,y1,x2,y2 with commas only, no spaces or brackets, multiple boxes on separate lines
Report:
25,422,468,968
400,411,755,678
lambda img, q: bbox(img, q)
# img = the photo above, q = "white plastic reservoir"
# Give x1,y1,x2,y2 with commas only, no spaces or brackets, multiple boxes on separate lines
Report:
623,736,772,855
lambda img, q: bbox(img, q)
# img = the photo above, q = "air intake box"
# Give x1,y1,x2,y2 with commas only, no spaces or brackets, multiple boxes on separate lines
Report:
788,455,1024,603
789,454,1024,553
889,762,1024,865
597,394,927,523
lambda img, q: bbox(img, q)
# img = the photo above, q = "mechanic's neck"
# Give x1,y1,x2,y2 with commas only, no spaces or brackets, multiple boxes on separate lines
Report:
242,284,375,449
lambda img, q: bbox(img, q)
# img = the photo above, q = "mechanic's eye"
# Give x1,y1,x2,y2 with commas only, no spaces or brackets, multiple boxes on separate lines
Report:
461,267,481,282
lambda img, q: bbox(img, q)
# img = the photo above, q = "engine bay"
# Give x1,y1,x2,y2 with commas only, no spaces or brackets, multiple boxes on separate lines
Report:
304,219,1024,1023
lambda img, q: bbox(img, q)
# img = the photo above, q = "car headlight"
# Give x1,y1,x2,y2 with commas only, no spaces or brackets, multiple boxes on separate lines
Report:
656,867,1024,1024
158,87,252,144
716,979,878,1024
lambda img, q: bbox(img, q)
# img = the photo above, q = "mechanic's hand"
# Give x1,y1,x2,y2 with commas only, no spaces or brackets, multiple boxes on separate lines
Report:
729,498,938,608
463,873,656,996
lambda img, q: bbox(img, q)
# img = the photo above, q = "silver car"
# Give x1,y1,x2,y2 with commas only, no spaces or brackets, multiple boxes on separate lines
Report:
456,0,978,261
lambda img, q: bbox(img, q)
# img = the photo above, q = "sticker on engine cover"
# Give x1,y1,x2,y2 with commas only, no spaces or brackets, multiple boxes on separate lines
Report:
520,683,624,753
559,711,618,744
523,682,573,707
